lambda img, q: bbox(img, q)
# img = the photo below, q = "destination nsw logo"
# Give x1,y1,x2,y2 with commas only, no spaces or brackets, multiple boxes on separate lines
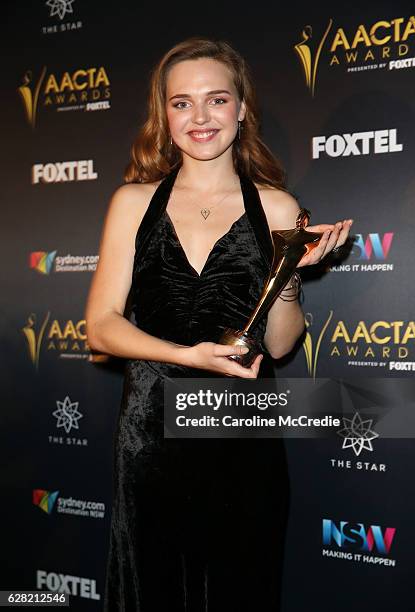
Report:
33,488,105,519
29,250,98,274
322,518,396,566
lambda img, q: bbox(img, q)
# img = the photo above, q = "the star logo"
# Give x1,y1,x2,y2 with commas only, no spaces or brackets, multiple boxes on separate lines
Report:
46,0,75,20
53,395,83,433
337,412,379,456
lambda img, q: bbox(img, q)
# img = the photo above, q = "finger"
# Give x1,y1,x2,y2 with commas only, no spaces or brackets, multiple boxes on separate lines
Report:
297,233,329,266
324,218,355,255
213,343,250,358
305,223,335,233
335,219,353,247
307,229,332,260
229,353,263,378
249,354,264,377
322,223,342,256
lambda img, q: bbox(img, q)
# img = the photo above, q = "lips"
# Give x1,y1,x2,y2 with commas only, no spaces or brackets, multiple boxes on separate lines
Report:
188,129,219,141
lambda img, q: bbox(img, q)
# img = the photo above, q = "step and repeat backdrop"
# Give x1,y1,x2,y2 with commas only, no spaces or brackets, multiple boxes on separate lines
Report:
2,1,414,610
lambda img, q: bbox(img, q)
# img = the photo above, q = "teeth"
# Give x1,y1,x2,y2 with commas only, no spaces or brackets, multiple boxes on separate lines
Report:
190,130,217,138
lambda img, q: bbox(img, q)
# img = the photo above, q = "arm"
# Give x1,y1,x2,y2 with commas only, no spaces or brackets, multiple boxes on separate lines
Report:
85,182,190,364
259,189,305,359
259,188,352,359
84,183,262,378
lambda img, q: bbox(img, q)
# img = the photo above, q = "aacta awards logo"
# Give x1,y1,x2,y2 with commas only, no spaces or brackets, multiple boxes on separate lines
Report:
21,312,90,368
294,20,333,96
302,311,333,378
302,311,415,375
295,16,415,95
18,65,110,128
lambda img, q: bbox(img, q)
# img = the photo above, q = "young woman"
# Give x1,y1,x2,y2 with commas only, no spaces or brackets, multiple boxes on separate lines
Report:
86,37,351,611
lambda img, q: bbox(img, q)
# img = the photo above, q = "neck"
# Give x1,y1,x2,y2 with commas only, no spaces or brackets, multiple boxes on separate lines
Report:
177,150,239,192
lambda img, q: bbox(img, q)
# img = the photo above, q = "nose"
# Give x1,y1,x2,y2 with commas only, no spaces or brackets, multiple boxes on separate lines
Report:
191,101,210,125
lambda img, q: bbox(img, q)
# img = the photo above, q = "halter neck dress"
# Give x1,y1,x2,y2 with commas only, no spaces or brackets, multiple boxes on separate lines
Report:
103,167,290,612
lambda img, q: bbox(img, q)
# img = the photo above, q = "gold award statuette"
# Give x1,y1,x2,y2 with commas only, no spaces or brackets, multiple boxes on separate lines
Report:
219,208,323,367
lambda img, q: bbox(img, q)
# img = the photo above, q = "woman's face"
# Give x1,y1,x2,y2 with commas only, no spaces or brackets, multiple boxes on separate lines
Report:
165,58,246,162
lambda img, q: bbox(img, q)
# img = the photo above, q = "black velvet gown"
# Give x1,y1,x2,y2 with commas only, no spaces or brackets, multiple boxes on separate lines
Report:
103,167,290,611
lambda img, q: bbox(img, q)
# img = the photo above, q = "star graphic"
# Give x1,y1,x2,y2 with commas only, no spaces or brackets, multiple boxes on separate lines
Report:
53,395,83,434
46,0,75,21
337,412,379,456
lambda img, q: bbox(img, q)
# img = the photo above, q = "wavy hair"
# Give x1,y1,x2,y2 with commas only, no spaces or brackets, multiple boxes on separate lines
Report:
124,37,286,190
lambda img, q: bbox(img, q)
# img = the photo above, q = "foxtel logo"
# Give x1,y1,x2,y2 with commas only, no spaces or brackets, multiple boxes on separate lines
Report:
32,160,97,183
312,129,402,158
36,570,100,600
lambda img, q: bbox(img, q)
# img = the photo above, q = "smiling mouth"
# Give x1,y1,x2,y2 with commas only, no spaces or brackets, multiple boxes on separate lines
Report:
188,129,219,141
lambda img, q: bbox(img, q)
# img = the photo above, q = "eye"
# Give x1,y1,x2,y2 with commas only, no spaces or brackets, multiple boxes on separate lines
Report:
173,101,191,109
210,97,227,105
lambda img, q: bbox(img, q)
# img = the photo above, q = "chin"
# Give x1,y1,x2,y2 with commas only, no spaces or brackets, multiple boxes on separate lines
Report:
179,140,234,162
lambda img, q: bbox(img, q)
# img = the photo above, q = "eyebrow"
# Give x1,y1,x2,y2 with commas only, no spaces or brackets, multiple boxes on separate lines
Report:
168,89,232,101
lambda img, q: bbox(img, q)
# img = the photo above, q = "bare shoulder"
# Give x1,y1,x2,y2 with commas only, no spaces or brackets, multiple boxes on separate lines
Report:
255,183,300,231
107,180,161,226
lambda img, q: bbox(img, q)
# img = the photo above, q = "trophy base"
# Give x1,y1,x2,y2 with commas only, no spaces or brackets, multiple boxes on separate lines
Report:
219,327,260,368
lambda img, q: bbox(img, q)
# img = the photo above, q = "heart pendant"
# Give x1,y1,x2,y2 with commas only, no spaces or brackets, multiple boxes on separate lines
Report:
200,208,210,220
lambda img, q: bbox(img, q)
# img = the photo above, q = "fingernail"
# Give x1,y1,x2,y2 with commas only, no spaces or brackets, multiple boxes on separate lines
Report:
241,346,249,354
349,219,354,225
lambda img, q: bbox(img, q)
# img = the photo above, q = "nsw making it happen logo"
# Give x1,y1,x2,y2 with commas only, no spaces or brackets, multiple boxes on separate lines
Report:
329,229,395,273
322,518,396,566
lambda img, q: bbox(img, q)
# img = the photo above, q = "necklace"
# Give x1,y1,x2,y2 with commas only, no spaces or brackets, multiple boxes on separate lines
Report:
174,176,240,220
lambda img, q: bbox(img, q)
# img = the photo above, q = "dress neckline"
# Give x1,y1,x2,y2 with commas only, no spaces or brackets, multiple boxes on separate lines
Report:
164,172,246,279
164,209,247,278
134,165,274,270
163,168,248,278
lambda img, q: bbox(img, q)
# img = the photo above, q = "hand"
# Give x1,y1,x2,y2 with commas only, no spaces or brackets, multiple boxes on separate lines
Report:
297,219,353,267
184,342,263,378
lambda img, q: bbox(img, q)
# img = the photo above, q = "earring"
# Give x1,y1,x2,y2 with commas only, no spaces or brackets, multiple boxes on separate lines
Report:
169,136,173,146
238,120,241,140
